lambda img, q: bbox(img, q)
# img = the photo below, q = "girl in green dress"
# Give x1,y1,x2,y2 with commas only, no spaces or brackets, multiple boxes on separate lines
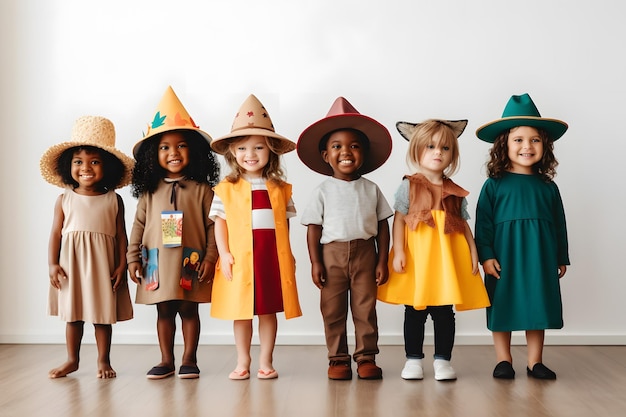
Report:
475,93,570,380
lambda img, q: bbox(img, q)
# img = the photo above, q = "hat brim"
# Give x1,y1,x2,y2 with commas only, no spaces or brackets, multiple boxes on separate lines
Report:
132,128,213,158
210,128,296,155
297,114,392,176
476,117,568,143
40,141,135,188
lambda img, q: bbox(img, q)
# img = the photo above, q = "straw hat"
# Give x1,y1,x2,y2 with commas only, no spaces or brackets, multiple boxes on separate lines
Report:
132,86,212,158
40,116,134,188
297,97,392,176
210,94,295,155
396,119,468,141
476,93,568,143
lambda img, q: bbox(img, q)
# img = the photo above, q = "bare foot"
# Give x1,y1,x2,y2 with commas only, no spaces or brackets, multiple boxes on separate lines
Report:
97,362,117,379
49,361,79,378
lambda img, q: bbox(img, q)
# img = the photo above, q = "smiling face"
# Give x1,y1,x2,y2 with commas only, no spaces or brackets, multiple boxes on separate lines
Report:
158,131,190,178
321,129,366,181
506,126,544,174
230,135,270,179
70,148,104,193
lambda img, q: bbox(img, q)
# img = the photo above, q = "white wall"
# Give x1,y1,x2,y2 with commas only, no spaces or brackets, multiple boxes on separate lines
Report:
2,0,625,346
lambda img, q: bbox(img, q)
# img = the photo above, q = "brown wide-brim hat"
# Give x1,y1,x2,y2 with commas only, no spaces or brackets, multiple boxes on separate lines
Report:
132,86,213,158
210,94,295,155
396,119,468,141
40,116,135,188
297,97,392,176
476,93,568,143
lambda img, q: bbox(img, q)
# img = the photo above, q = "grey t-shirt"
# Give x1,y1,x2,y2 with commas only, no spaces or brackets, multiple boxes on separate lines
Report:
300,176,393,244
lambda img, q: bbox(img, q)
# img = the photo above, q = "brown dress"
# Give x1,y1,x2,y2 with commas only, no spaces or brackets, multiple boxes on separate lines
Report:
127,179,217,305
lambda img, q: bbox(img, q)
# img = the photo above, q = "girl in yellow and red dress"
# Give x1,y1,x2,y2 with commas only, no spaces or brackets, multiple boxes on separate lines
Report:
209,94,301,380
378,119,489,381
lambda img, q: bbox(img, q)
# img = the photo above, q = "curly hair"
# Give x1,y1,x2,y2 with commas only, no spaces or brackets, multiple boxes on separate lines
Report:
406,120,460,178
131,130,220,197
486,127,558,181
56,145,125,192
223,136,287,185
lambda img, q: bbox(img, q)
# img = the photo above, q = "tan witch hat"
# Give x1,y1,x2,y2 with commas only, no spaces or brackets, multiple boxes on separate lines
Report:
396,119,468,141
40,115,134,188
210,94,295,155
132,86,213,158
297,97,392,176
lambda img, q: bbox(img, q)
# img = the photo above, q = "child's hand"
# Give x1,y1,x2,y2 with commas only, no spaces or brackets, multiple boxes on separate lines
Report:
110,267,125,291
311,261,326,289
392,250,406,273
48,264,66,289
198,259,215,283
375,263,389,286
483,258,501,278
470,250,480,276
128,262,142,284
219,253,234,280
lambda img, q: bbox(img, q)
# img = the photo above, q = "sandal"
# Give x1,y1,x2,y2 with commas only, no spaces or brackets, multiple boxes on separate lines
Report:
228,369,250,380
257,369,278,380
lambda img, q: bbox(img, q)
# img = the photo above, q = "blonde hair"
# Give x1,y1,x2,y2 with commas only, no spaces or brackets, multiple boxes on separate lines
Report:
406,119,460,177
224,135,286,184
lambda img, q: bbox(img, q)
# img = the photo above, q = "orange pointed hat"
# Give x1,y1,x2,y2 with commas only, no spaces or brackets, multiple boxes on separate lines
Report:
210,94,295,155
132,86,213,158
297,97,392,176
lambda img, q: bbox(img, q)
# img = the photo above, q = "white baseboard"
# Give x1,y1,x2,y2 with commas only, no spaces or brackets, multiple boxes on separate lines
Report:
2,333,626,345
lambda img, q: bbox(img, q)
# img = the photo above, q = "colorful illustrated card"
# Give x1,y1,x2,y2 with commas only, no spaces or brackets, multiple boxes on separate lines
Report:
180,247,203,290
161,210,183,247
141,246,159,291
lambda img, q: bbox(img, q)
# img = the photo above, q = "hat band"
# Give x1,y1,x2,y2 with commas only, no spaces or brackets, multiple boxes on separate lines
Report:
231,124,276,133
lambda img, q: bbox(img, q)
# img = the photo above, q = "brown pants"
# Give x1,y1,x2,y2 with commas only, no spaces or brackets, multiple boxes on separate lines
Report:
321,238,380,363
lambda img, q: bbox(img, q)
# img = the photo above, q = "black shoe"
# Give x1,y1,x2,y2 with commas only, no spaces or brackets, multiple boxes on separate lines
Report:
527,363,556,380
493,361,515,379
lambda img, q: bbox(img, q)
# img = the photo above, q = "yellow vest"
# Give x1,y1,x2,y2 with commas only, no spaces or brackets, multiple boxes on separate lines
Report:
210,178,302,320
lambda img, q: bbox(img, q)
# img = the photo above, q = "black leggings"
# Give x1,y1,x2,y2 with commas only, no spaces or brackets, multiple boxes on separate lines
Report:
404,305,455,361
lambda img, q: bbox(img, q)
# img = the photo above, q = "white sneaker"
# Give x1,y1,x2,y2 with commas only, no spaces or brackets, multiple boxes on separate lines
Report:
401,359,423,380
433,359,457,381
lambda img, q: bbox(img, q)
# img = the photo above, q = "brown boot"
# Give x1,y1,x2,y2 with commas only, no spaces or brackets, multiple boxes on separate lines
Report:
328,361,352,380
357,360,382,380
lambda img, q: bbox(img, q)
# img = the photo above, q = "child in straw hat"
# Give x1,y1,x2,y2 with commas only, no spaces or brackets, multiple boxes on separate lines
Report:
298,97,393,380
41,115,134,379
127,86,220,380
474,93,570,380
209,94,301,380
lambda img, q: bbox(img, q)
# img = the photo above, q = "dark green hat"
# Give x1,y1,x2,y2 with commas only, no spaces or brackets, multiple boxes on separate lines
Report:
476,93,568,143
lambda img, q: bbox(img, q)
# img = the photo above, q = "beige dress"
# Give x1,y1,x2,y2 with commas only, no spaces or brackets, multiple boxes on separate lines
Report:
48,189,133,324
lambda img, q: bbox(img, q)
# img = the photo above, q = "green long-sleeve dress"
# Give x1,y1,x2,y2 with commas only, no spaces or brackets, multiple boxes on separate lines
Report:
475,172,569,331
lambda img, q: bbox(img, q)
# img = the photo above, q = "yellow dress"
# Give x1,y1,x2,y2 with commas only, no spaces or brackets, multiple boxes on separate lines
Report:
378,209,489,311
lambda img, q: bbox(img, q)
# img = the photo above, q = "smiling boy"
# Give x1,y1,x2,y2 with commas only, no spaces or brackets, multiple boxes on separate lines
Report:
298,97,393,380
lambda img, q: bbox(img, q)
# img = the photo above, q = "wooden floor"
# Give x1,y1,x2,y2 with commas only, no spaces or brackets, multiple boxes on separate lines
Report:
1,344,625,417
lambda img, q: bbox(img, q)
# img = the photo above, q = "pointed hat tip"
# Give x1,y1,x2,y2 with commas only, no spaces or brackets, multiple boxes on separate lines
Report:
327,96,359,117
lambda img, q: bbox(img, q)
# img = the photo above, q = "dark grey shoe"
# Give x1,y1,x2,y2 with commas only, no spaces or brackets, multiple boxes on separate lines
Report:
527,363,556,380
493,361,515,379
